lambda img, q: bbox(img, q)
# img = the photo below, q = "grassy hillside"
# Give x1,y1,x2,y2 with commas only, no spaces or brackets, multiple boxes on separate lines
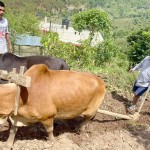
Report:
4,0,86,18
87,0,150,18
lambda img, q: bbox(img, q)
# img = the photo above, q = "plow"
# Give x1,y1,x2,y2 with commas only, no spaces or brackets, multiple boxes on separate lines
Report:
98,86,150,121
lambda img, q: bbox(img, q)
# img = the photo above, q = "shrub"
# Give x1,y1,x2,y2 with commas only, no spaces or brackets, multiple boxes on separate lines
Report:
127,27,150,65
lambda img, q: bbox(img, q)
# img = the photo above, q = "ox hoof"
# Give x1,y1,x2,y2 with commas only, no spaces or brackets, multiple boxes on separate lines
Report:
71,127,80,134
74,127,86,135
47,135,55,141
79,125,87,132
75,129,80,135
80,126,86,131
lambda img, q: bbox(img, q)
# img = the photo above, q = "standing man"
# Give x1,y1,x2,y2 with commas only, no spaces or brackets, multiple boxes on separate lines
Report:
129,56,150,110
0,1,12,55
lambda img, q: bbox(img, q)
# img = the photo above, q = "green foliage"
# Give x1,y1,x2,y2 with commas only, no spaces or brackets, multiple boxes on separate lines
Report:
99,63,136,95
87,0,150,19
72,9,111,35
71,8,117,67
95,38,118,66
41,31,118,69
127,27,150,65
40,31,59,55
41,31,96,68
6,11,40,36
4,0,150,21
4,0,86,19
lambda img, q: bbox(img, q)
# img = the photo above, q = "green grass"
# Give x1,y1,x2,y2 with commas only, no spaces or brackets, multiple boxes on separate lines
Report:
72,58,137,96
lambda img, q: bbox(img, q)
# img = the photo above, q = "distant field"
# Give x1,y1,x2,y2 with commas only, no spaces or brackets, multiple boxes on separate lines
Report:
112,17,150,35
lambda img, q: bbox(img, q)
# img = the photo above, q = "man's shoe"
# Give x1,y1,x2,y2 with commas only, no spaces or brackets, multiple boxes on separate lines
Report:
139,98,145,102
128,105,136,111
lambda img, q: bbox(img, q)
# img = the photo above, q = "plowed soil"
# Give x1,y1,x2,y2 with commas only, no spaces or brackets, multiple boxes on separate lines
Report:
0,89,150,150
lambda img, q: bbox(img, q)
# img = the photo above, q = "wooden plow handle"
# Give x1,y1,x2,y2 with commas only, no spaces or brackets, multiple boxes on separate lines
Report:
97,109,132,120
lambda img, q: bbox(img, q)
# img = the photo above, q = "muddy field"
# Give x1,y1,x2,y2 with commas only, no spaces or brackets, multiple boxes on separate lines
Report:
0,90,150,149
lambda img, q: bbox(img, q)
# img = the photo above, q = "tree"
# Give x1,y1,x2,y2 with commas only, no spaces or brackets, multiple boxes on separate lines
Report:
72,8,118,66
127,27,150,65
6,11,39,36
72,8,111,43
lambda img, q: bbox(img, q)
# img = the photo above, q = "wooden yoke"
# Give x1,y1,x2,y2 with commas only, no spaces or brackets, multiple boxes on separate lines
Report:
0,66,31,149
0,69,31,87
14,66,25,116
0,66,31,115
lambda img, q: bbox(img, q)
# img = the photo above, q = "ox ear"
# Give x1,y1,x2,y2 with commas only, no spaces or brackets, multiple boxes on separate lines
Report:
0,116,8,124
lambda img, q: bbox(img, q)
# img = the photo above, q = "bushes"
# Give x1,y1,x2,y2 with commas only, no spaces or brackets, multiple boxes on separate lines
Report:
41,31,118,69
127,27,150,66
94,38,118,66
41,31,95,68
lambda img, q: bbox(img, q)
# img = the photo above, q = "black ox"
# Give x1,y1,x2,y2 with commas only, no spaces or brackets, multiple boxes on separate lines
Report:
0,52,69,77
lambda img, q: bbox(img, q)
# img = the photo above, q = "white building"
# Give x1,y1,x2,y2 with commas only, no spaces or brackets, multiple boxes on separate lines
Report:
39,17,104,46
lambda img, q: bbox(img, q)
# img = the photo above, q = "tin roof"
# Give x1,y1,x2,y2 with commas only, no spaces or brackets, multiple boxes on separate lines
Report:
14,35,42,47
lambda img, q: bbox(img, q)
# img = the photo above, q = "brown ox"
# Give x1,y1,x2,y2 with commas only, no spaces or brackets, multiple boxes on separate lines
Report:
0,64,105,148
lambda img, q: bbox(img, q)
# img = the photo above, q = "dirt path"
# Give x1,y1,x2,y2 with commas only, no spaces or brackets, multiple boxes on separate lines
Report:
0,92,150,150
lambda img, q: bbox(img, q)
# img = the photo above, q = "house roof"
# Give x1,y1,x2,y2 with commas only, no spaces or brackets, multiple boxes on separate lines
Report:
14,35,42,47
